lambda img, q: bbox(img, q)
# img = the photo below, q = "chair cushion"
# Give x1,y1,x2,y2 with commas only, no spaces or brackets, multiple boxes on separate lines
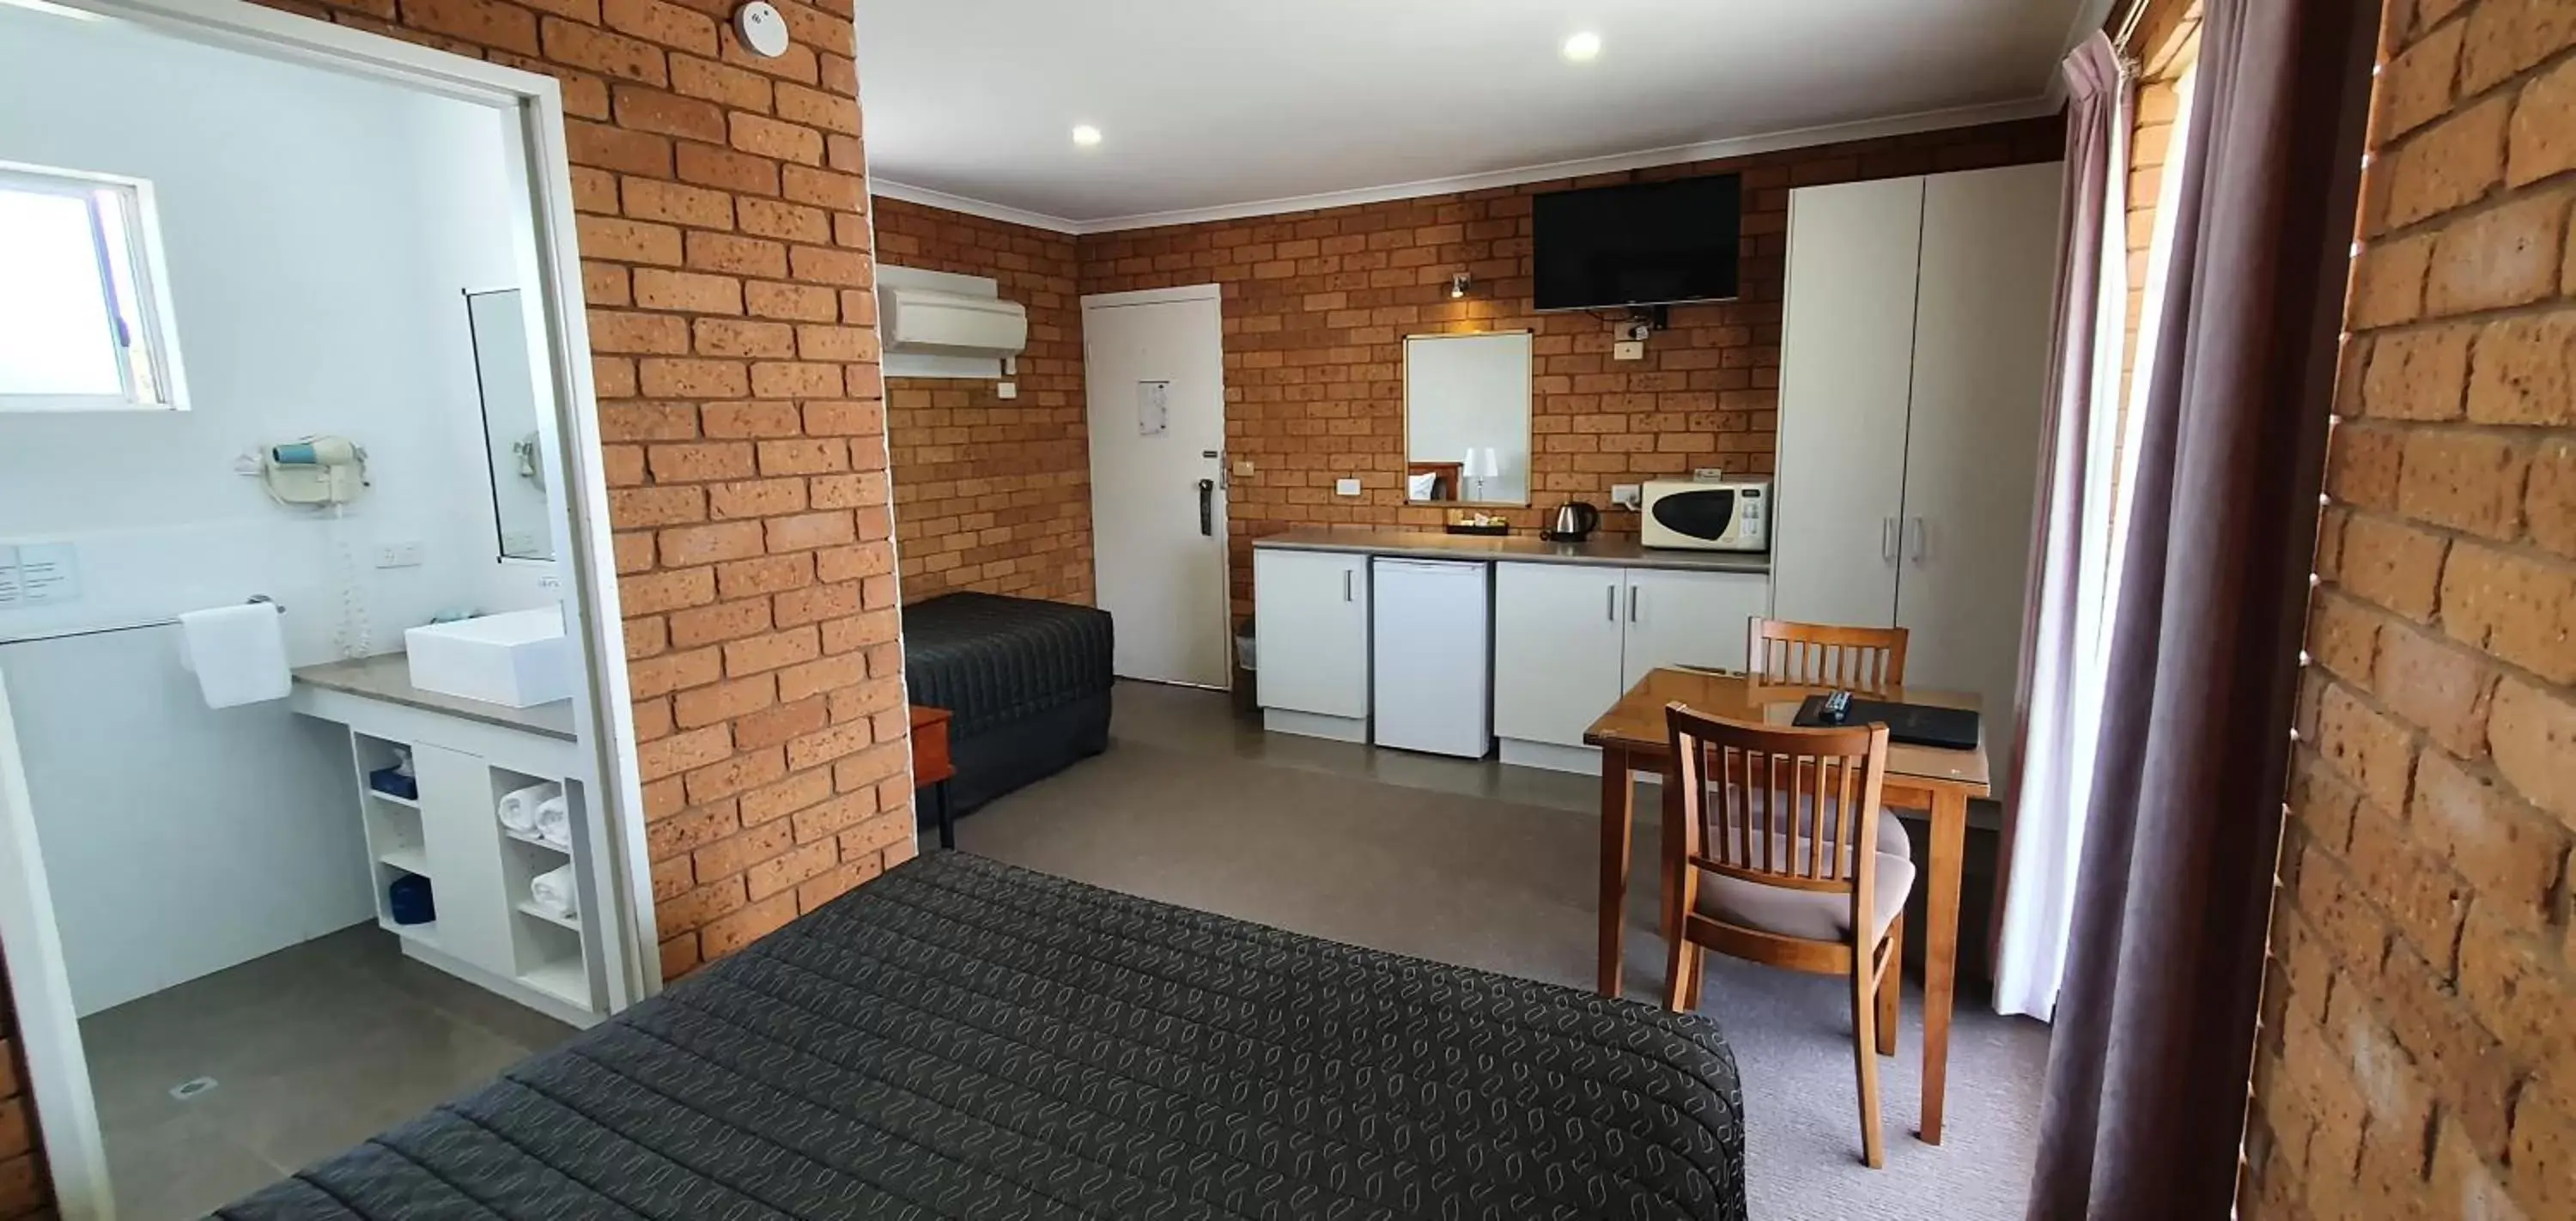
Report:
1694,837,1917,945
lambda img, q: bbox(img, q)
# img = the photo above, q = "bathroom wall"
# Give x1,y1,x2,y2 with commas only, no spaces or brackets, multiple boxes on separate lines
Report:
0,7,562,1014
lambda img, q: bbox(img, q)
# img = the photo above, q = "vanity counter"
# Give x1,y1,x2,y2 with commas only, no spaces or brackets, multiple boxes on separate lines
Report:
1250,526,1771,574
293,653,577,742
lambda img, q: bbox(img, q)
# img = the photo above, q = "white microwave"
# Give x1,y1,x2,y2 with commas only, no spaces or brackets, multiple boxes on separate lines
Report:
1640,479,1769,551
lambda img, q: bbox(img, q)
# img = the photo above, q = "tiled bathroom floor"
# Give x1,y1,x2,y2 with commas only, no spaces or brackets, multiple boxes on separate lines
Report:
79,924,574,1220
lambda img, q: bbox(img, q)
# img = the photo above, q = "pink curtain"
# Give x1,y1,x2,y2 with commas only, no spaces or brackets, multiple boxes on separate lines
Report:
1993,31,2126,1024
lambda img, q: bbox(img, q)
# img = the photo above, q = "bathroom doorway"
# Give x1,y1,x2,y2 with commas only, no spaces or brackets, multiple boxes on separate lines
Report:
0,3,653,1218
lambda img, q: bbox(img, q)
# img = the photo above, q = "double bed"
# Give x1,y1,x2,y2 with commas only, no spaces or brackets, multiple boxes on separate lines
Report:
213,853,1749,1219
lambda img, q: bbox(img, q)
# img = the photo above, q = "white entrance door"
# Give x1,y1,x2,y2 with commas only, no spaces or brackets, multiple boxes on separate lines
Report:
1083,286,1230,687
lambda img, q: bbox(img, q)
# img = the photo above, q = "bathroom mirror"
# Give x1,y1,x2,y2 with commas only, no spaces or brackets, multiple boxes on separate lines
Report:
465,289,555,561
1403,331,1533,506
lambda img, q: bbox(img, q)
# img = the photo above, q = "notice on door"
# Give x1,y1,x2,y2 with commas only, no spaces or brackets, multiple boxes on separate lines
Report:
1137,380,1170,436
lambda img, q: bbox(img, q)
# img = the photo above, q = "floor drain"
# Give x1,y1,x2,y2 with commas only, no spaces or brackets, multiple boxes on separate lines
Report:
168,1077,217,1101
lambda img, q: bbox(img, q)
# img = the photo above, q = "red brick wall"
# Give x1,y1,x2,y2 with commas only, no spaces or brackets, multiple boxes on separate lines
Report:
2243,2,2576,1218
0,971,45,1219
241,0,915,983
1075,117,2063,614
873,198,1093,604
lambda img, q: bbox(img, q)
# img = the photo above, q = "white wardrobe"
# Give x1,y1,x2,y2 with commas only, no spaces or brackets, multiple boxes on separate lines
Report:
1771,161,2064,793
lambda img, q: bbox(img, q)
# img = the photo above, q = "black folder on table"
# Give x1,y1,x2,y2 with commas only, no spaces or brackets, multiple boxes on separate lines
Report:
1790,695,1982,751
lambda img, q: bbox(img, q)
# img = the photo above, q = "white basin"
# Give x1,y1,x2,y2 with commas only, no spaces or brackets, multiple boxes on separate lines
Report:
405,608,573,708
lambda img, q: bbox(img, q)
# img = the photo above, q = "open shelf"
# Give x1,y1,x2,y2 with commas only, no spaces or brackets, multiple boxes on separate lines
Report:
519,957,586,1005
513,899,580,931
502,828,570,854
365,787,419,809
380,916,438,945
377,844,430,876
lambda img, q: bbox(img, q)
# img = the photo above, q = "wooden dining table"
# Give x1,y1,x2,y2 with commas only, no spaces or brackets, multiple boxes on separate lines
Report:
1585,665,1990,1145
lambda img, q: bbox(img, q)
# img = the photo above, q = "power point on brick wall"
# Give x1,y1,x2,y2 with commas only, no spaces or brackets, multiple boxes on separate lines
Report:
1335,477,1362,497
1613,340,1646,361
996,382,1018,399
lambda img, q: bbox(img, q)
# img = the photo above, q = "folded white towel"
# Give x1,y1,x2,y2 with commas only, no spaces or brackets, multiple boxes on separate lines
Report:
498,781,560,835
530,864,576,919
535,793,571,847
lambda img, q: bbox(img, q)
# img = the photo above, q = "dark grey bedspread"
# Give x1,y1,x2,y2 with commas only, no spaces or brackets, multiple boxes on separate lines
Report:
212,853,1748,1220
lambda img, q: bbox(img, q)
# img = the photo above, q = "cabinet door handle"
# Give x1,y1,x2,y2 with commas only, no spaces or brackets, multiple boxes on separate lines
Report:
1343,569,1354,602
1882,517,1899,564
1627,585,1641,623
1606,584,1618,621
1906,516,1926,562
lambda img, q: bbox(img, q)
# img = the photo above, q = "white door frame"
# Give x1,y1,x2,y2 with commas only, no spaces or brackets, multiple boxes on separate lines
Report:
0,4,654,1216
1079,283,1232,688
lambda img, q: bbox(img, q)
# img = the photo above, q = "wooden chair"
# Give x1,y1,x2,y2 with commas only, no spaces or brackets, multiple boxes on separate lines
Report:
1661,702,1913,1168
1747,619,1910,690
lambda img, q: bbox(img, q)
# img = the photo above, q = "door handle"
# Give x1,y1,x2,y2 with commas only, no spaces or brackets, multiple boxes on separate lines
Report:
1882,517,1899,564
1627,585,1640,623
1905,516,1926,562
1197,478,1215,537
1343,569,1354,602
1606,584,1618,622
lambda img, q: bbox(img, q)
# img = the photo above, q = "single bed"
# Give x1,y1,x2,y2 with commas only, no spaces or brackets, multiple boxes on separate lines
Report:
900,592,1115,817
211,853,1749,1220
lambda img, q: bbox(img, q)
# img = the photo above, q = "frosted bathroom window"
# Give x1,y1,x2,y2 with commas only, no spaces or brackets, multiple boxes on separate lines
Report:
0,163,184,410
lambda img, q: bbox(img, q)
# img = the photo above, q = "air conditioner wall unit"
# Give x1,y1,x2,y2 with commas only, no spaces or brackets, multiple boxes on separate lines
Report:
882,285,1028,359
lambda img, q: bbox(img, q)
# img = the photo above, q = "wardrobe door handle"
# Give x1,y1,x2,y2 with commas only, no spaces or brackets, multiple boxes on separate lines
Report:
1882,517,1899,564
1906,516,1926,562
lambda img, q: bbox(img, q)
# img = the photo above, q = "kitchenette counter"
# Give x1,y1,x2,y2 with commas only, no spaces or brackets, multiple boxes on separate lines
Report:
1250,526,1770,574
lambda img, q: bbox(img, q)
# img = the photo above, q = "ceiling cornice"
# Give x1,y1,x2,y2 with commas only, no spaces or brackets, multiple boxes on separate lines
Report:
868,92,2064,237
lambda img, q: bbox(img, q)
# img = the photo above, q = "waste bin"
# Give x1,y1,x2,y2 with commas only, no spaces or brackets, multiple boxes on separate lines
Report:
1231,616,1258,714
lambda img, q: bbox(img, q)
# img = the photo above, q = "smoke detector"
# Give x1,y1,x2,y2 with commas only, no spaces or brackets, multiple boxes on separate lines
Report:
732,2,790,58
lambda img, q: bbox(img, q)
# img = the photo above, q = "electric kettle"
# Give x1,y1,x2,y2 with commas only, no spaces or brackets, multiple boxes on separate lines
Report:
1543,501,1601,543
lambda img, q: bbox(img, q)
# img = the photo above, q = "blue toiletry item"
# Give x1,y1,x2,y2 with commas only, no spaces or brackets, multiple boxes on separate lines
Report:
271,441,318,465
368,766,416,801
388,873,434,925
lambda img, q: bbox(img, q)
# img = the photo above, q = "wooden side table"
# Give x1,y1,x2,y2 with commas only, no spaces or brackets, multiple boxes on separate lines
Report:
908,704,957,848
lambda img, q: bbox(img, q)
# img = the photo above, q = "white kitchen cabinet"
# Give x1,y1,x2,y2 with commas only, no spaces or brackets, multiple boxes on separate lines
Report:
1619,568,1771,687
1493,562,1771,772
1372,558,1491,756
1774,161,2063,793
1254,547,1372,741
1494,562,1626,755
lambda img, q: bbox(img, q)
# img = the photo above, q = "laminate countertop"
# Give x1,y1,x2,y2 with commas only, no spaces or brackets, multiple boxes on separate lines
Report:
294,653,580,742
1250,527,1771,574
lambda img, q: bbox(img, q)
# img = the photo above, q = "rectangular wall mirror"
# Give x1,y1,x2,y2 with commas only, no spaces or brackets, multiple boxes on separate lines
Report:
465,288,554,561
1404,331,1533,506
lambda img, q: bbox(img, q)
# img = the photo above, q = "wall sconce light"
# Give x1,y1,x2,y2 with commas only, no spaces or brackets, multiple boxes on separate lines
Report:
1449,272,1473,300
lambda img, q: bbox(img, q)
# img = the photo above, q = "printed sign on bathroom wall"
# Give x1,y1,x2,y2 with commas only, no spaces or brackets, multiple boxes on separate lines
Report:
0,543,82,607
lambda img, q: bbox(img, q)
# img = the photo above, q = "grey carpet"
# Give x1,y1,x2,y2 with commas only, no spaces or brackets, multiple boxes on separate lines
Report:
953,694,2050,1220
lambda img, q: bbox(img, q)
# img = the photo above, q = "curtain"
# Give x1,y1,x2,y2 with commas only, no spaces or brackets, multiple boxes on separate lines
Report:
1992,31,2128,1024
2025,0,2378,1216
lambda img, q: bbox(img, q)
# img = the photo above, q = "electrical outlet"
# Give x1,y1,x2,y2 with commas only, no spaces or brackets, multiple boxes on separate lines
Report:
996,382,1018,399
1335,477,1362,497
1692,467,1727,482
1621,321,1655,343
1612,340,1646,361
1610,483,1642,510
375,541,425,568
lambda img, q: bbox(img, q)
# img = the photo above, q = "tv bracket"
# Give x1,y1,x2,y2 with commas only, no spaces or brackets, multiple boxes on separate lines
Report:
1619,306,1668,340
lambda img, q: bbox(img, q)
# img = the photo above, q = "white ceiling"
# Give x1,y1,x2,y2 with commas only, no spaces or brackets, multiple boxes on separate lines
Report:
850,0,2092,233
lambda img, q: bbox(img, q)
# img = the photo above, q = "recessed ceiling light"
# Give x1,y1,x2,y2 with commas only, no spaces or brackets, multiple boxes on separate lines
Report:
1072,125,1103,148
1561,31,1601,63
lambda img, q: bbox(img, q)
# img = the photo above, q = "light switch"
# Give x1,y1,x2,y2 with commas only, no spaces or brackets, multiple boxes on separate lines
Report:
1335,477,1362,497
996,382,1018,399
1234,459,1255,478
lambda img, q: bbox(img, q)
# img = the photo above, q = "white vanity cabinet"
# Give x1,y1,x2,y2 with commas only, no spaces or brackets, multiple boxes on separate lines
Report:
1253,547,1372,741
1494,562,1771,772
292,657,608,1027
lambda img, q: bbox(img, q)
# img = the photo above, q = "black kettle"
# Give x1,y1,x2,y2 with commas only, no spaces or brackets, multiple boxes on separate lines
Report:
1543,501,1601,542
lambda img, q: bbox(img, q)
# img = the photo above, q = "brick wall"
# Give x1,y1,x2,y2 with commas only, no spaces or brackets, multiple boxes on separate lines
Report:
2244,2,2576,1218
243,0,915,982
2118,4,2202,410
874,197,1093,604
1076,118,2063,614
0,969,44,1219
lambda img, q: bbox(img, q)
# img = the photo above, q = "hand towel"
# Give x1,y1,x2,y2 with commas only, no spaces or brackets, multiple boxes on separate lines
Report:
535,793,571,847
497,781,560,835
530,863,576,919
177,604,289,708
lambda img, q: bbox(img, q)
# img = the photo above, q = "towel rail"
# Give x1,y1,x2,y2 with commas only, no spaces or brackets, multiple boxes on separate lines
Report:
0,595,284,647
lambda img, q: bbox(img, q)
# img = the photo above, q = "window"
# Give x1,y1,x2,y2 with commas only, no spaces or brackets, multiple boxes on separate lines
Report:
0,161,184,410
